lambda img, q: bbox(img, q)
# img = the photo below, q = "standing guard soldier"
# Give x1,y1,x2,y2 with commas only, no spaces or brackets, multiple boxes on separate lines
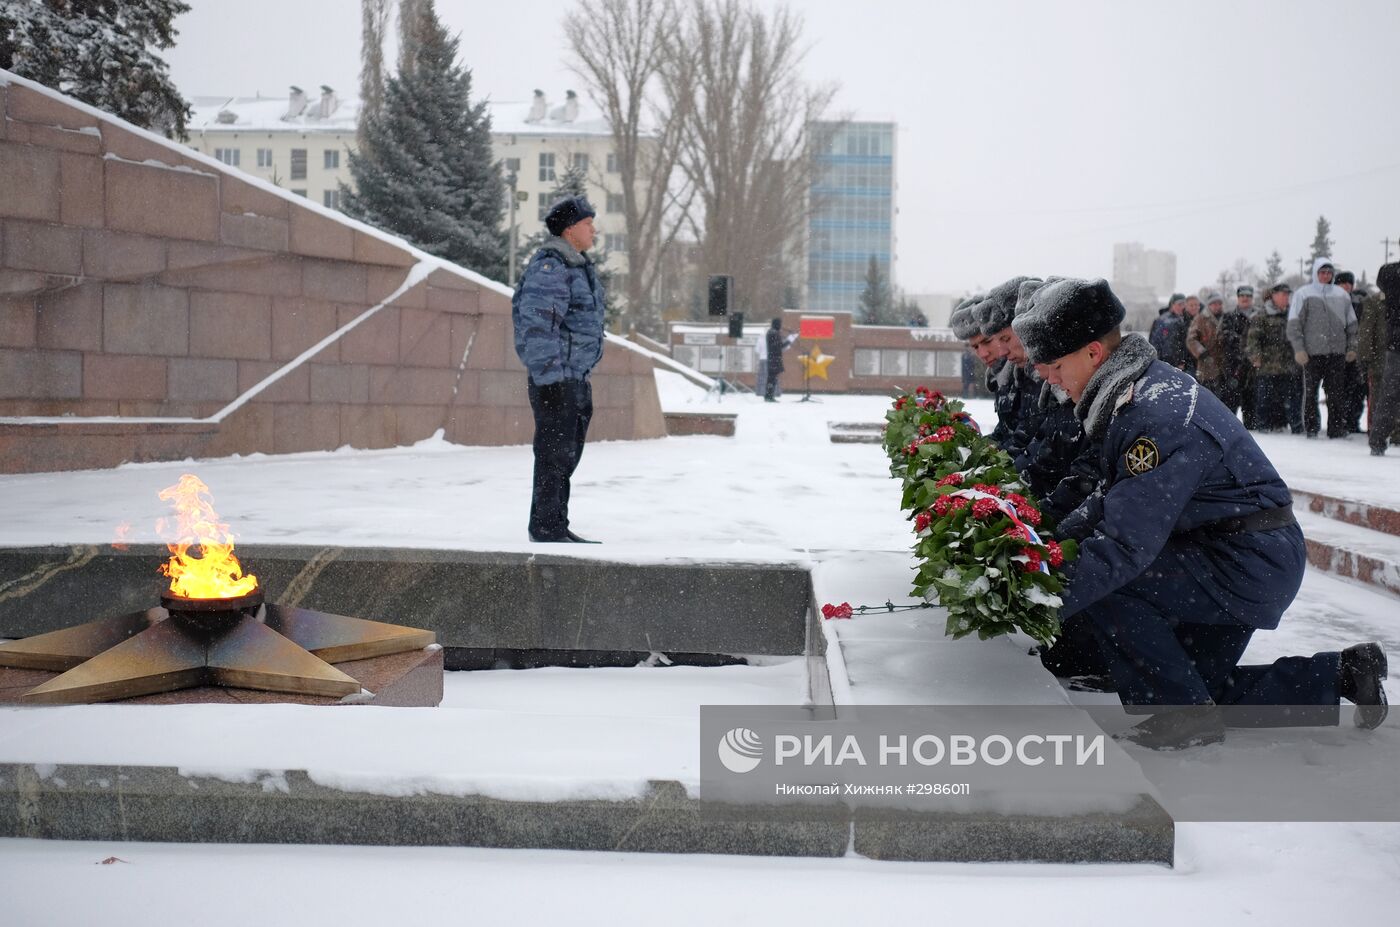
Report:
1218,285,1255,423
1013,278,1388,749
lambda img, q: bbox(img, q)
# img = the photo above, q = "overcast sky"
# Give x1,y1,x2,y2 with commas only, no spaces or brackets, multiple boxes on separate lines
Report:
165,0,1400,296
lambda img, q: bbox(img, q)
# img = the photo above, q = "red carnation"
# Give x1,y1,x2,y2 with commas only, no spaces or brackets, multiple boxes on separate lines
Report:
894,396,908,411
1022,549,1044,573
905,442,919,456
951,496,970,511
936,473,963,487
933,496,953,516
1004,493,1029,510
931,425,956,443
1020,506,1042,527
918,423,931,436
972,483,1002,497
1004,525,1030,542
915,386,930,396
914,511,932,532
1046,540,1065,567
972,497,1000,519
820,602,854,620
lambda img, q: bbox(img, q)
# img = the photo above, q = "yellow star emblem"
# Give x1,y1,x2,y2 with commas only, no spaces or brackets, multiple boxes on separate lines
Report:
1124,438,1159,476
798,346,835,380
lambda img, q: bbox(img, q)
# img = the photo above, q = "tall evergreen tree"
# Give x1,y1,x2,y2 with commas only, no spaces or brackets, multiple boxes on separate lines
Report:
1264,249,1285,286
342,0,507,280
858,255,894,324
0,0,192,138
1309,215,1334,263
358,0,391,147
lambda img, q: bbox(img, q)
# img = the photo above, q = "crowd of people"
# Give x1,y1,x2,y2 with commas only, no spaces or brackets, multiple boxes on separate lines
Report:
1144,258,1400,451
946,272,1390,750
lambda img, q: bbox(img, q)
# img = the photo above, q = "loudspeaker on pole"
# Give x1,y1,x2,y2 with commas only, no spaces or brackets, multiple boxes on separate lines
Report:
708,275,732,317
727,312,744,339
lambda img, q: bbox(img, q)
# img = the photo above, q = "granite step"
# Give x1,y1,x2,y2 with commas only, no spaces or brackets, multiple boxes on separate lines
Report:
1291,488,1400,539
828,421,884,444
1295,508,1400,600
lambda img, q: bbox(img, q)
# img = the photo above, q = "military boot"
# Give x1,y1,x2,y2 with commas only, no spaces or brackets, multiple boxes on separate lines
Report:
1340,642,1389,730
1114,705,1226,750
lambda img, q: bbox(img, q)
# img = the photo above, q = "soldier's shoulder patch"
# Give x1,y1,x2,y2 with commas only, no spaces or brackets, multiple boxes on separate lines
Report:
1124,437,1160,476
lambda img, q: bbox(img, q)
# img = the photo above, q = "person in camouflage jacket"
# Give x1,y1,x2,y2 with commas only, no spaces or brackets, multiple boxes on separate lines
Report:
1247,284,1302,432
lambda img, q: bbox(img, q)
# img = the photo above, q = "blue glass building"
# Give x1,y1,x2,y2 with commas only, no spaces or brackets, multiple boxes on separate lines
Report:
807,121,897,314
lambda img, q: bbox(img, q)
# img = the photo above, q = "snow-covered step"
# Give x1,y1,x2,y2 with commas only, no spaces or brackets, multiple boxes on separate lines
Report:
828,421,883,444
1292,489,1400,540
1296,508,1400,600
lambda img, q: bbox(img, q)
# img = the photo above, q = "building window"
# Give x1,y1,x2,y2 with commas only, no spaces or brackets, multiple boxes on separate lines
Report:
324,149,340,170
504,157,521,174
256,148,273,168
213,148,240,166
538,192,554,222
291,189,307,198
606,152,619,173
323,189,341,209
606,193,624,213
604,233,627,253
290,148,307,180
538,152,555,182
571,152,589,172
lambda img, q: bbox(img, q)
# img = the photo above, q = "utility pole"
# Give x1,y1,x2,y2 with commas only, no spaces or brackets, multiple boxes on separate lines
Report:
1297,257,1309,277
1382,236,1396,265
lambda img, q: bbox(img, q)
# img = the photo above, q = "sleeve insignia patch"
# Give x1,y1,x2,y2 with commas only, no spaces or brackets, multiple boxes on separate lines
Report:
1124,437,1160,476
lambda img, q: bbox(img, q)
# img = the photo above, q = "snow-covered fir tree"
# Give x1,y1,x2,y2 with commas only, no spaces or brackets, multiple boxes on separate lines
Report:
0,0,192,138
1309,215,1333,263
858,255,899,325
342,0,506,281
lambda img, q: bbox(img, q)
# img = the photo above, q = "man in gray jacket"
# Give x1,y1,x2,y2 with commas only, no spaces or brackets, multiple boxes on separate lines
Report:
1287,257,1358,438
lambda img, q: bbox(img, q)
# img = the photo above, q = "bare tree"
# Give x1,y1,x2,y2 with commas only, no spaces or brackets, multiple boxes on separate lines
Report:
397,0,423,75
564,0,695,335
670,0,835,319
359,0,393,146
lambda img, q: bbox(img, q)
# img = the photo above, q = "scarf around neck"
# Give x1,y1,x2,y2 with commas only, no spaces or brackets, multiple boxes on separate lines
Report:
1075,333,1158,441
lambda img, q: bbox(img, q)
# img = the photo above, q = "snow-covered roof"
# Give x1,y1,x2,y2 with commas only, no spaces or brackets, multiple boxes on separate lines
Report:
188,90,615,138
188,93,361,133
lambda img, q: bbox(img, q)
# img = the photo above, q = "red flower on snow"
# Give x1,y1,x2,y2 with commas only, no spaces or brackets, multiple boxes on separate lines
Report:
950,496,971,511
821,602,854,620
918,423,931,436
1019,506,1042,527
1046,540,1065,567
894,396,908,411
972,497,1000,519
914,511,932,532
971,483,1002,497
936,473,964,487
1003,492,1029,511
1022,549,1044,573
933,495,953,516
1004,524,1030,543
930,425,956,443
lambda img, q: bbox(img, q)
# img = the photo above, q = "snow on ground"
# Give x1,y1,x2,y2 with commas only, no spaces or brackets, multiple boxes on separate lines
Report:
2,376,1398,923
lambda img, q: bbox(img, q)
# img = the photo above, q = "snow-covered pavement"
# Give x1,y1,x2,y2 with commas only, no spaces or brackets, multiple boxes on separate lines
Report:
2,374,1398,924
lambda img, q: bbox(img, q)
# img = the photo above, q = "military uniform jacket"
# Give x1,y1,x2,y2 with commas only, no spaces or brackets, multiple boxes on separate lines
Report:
1061,360,1297,628
511,238,606,386
1246,309,1298,376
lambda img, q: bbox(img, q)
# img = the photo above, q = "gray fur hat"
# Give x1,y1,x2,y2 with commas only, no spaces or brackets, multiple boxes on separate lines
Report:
1012,278,1126,365
949,305,981,340
975,275,1035,336
1013,277,1049,316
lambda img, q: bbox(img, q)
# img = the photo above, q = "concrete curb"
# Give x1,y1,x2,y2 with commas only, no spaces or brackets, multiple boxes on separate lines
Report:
0,763,1173,864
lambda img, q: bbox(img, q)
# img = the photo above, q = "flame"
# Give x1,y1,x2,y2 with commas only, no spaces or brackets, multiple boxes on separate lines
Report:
156,474,258,599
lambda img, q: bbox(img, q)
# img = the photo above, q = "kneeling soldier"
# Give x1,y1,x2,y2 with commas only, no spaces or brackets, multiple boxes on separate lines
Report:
1013,278,1388,749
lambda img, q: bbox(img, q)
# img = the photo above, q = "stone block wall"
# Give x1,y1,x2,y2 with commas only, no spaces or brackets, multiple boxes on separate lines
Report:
0,73,665,473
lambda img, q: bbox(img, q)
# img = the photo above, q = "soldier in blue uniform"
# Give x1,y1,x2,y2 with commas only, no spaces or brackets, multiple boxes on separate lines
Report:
511,196,606,543
1013,278,1389,748
974,276,1039,456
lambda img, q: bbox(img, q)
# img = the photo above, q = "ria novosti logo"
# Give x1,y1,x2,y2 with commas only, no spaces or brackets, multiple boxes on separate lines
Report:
717,727,764,773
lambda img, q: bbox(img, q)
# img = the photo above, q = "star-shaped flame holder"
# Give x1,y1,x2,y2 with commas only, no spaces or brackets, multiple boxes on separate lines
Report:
0,588,435,704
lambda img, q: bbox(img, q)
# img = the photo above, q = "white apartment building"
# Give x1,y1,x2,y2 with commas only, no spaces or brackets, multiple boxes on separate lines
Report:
185,86,640,286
